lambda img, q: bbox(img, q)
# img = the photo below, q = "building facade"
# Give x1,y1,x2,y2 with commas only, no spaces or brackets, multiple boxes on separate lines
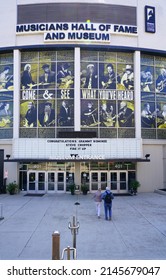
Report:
0,0,166,194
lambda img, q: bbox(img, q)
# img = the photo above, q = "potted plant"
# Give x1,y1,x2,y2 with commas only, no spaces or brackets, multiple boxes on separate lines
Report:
129,180,140,195
81,184,89,195
6,182,19,195
69,183,76,195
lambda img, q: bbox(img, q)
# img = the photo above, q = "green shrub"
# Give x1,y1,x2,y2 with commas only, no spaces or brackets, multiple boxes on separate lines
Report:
6,182,19,195
69,183,76,195
81,184,89,195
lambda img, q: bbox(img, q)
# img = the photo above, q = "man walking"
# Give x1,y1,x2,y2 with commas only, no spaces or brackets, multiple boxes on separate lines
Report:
101,187,114,220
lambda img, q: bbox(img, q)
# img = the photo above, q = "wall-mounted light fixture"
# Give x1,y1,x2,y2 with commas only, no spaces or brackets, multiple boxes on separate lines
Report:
145,154,150,160
6,154,11,160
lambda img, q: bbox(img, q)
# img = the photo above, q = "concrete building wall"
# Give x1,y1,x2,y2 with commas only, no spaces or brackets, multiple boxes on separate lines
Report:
138,143,164,192
0,0,166,193
0,0,164,51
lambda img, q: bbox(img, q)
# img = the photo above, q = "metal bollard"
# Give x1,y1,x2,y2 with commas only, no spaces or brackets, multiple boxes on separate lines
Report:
61,246,77,260
0,203,4,220
52,231,60,260
68,215,79,251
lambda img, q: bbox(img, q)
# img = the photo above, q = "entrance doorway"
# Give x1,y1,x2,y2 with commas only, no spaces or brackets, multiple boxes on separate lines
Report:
110,171,127,193
25,167,133,194
90,171,128,193
91,171,108,191
27,171,66,193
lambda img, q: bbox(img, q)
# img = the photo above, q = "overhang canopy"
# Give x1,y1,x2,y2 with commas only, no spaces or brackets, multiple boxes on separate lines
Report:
4,158,150,163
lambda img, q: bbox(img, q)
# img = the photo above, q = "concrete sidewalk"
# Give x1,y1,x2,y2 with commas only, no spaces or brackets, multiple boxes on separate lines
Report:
0,191,166,260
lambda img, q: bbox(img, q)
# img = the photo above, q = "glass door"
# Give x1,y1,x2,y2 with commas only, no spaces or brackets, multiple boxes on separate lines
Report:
57,172,65,191
119,171,127,193
38,172,45,192
47,171,66,192
110,172,117,191
91,172,98,191
100,172,107,190
28,171,46,193
48,172,55,192
90,171,107,191
28,171,36,192
110,171,128,193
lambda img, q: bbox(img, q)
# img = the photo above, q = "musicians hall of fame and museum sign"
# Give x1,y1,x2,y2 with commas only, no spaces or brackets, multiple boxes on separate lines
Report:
16,22,138,44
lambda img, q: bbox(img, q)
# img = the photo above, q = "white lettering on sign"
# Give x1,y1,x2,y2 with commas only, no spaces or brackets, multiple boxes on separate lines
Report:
61,89,70,99
49,155,105,160
99,90,133,100
22,90,36,100
82,89,97,99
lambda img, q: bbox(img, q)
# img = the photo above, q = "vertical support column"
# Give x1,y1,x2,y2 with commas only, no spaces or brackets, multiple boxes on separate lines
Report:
52,231,60,260
0,203,4,220
12,50,21,185
74,47,81,131
74,162,81,187
0,149,4,193
134,51,141,139
13,49,21,139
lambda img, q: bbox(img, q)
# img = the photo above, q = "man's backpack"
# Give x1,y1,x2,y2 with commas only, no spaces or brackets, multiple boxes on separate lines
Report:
104,192,113,203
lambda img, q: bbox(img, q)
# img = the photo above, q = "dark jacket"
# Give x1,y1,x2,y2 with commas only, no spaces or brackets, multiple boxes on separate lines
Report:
101,190,114,204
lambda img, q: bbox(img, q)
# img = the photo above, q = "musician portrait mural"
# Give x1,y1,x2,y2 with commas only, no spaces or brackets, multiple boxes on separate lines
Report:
38,101,55,127
99,101,116,127
17,51,166,139
156,103,166,128
20,101,37,128
19,50,74,138
57,99,74,127
0,54,13,138
0,65,13,91
81,100,98,127
57,62,74,89
39,63,56,89
141,66,154,92
141,54,166,138
81,63,98,89
99,63,120,89
141,102,156,128
119,64,134,90
0,101,13,128
56,61,74,127
80,51,135,137
156,67,166,93
118,101,134,127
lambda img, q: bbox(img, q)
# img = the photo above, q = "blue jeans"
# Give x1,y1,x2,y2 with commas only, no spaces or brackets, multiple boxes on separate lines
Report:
104,203,112,220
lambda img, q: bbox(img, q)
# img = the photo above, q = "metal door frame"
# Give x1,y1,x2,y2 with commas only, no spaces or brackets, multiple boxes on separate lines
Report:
90,171,108,192
109,170,128,193
27,170,46,193
90,170,128,193
27,171,67,193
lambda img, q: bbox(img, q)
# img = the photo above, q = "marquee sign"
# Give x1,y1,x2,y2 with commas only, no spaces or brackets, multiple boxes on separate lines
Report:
13,138,142,161
16,22,138,44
